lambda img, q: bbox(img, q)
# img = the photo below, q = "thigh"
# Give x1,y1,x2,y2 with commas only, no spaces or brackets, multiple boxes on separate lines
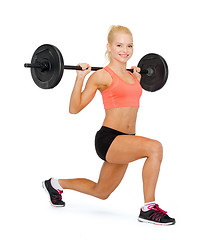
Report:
106,135,157,164
95,161,128,197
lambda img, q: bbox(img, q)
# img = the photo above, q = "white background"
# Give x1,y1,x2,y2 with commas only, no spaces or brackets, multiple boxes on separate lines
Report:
1,0,222,239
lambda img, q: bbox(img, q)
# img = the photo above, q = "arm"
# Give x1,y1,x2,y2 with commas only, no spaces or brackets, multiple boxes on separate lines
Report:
69,63,99,114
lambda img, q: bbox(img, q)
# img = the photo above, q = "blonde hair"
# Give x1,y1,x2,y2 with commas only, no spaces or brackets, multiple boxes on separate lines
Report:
105,25,133,62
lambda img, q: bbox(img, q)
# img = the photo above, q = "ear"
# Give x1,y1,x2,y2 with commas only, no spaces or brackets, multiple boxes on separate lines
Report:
107,43,111,53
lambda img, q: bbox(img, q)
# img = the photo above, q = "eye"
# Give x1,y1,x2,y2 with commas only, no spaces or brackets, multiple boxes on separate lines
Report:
128,45,133,48
117,44,121,47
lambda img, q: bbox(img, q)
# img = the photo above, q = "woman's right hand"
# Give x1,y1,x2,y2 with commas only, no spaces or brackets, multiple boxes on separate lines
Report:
76,63,91,78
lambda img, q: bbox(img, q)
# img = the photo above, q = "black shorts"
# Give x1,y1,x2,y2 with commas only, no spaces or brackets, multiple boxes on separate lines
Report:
95,126,135,161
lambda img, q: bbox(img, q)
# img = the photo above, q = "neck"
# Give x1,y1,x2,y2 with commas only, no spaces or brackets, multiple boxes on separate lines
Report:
108,59,127,73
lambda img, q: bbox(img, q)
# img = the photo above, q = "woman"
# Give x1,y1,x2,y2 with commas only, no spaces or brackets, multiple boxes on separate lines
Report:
43,25,175,226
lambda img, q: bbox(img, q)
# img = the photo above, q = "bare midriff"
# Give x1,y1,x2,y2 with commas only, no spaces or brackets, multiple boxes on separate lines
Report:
102,107,139,134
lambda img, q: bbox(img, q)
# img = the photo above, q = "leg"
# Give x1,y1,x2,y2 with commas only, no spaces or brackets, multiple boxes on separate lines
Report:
59,161,128,200
106,135,163,202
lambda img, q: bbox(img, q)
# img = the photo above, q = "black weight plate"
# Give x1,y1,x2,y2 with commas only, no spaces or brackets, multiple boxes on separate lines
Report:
138,53,168,92
31,44,64,89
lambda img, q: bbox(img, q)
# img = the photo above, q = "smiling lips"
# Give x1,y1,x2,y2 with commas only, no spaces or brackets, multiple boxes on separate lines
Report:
119,54,129,58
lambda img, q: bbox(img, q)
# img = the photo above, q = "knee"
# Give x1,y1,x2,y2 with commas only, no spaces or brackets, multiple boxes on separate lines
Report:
146,140,163,159
97,192,110,200
94,188,111,200
153,140,163,156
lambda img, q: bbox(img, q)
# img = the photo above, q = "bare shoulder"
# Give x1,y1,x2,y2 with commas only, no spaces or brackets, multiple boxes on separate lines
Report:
89,68,112,91
90,68,110,80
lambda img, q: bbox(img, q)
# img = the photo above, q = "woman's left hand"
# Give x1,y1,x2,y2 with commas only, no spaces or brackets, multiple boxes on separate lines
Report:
131,66,141,81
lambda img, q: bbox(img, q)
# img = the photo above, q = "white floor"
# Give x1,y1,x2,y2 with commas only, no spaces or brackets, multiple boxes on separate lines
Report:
3,161,222,240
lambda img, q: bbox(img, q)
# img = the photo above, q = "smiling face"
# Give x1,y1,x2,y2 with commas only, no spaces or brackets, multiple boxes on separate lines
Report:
107,32,133,63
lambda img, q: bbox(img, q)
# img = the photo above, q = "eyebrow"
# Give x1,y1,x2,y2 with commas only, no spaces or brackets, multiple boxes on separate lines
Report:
116,42,134,45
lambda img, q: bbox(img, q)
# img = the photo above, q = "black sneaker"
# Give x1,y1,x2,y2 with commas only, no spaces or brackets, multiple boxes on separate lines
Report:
138,204,175,226
42,178,65,207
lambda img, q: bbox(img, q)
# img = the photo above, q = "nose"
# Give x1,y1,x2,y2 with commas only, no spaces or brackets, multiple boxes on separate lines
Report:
123,46,127,53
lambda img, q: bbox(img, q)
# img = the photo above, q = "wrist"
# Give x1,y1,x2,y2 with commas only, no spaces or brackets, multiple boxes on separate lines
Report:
76,75,85,81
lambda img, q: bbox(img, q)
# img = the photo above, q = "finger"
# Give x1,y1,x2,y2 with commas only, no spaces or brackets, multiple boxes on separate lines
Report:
77,63,84,70
131,66,137,73
78,63,89,71
86,64,91,72
81,64,88,71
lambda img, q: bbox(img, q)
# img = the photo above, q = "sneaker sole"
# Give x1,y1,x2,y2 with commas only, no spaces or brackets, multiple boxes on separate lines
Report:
138,217,175,226
42,181,65,207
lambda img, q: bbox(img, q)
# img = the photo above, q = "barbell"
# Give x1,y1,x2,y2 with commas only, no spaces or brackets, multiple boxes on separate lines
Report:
24,44,168,92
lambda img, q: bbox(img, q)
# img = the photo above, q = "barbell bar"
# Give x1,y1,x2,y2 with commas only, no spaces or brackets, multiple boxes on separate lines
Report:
24,62,150,74
24,44,168,91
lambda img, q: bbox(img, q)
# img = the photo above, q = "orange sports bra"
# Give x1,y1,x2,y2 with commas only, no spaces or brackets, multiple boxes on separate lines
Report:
101,66,142,110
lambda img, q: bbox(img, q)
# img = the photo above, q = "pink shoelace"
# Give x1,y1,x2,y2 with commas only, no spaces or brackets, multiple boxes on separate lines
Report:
57,189,63,195
152,204,167,216
52,190,63,203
